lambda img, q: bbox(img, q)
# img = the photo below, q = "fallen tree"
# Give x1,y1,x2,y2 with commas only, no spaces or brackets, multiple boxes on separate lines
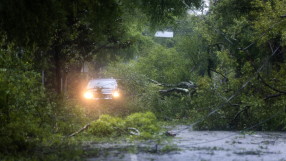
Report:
149,79,197,95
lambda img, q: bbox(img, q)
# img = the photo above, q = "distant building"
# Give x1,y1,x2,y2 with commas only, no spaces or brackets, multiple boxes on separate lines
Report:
154,31,174,38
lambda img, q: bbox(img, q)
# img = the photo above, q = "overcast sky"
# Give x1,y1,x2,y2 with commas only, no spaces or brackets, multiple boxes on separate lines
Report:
188,0,210,15
154,0,210,38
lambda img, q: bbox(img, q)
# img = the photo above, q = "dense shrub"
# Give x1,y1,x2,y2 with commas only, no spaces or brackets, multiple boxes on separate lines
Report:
88,112,159,139
88,115,125,137
125,112,158,133
0,55,53,153
0,46,88,156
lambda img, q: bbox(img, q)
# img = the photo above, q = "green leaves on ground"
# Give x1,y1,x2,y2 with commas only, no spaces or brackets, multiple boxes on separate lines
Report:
104,0,286,131
88,112,159,139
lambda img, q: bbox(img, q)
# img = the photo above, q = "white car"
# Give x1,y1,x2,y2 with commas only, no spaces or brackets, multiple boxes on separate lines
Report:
83,78,120,100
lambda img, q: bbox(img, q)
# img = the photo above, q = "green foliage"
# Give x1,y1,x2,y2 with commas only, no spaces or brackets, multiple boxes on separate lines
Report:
136,46,189,83
125,112,158,133
88,115,125,137
0,0,62,47
174,16,216,76
103,0,286,132
251,0,286,45
123,0,202,28
0,45,88,159
0,0,205,160
0,0,201,47
51,99,88,135
88,112,159,139
3,0,286,159
1,137,84,161
0,47,51,153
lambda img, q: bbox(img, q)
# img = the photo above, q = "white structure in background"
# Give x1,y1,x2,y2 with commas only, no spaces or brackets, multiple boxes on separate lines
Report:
154,31,174,38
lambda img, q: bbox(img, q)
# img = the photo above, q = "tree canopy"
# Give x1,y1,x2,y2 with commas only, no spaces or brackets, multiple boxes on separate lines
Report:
2,0,286,160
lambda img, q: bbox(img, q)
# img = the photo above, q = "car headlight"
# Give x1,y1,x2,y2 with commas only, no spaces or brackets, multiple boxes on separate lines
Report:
84,91,94,99
112,91,120,98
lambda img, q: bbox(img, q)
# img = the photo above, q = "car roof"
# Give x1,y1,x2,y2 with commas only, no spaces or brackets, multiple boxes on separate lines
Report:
87,78,117,89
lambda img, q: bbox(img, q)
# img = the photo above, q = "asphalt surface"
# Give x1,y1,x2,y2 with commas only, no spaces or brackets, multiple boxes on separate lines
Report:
84,125,286,161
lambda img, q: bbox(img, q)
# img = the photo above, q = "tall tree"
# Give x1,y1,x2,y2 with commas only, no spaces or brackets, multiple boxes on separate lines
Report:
0,0,202,94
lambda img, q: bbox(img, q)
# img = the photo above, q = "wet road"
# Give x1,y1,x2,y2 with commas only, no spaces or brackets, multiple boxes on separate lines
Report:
85,125,286,161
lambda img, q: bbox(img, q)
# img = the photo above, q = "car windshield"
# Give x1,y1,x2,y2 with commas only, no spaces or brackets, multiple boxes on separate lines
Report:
87,79,117,89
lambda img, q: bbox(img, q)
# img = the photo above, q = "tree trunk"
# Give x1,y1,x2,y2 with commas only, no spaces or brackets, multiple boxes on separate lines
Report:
41,70,45,87
54,46,62,94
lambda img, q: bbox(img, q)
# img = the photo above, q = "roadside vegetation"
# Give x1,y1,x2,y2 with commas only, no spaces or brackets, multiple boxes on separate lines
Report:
105,0,286,131
1,0,286,160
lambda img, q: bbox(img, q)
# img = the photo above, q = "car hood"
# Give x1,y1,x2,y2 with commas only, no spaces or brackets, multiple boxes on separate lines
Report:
87,88,114,94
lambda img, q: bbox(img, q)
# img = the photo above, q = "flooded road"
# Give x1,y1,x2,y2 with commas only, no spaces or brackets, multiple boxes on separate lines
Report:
85,125,286,161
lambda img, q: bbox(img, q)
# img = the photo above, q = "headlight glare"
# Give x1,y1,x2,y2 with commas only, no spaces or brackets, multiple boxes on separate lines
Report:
84,91,93,99
112,91,120,97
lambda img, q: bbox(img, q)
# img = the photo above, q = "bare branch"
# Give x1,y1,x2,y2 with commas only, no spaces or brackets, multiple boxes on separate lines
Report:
268,41,274,53
258,73,286,94
159,88,189,94
230,106,250,124
149,79,196,89
149,79,175,87
210,69,228,80
238,20,286,51
68,123,90,137
213,28,234,45
264,93,285,100
127,127,140,136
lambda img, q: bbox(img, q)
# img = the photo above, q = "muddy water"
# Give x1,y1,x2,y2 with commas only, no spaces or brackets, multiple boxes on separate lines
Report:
85,126,286,161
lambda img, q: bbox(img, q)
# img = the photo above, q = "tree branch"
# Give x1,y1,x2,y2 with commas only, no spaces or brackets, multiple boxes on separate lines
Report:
68,123,90,137
238,20,286,51
264,93,285,100
210,69,228,81
149,79,196,95
149,79,175,87
230,106,250,124
159,88,189,94
149,79,196,89
258,73,286,94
